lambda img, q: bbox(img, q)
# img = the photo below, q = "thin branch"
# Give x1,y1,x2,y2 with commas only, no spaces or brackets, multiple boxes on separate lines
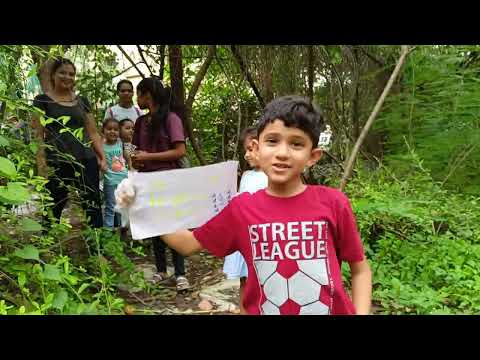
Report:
441,144,476,188
136,45,154,76
112,63,144,79
339,45,413,192
117,45,145,79
230,45,265,108
357,46,386,67
185,46,216,109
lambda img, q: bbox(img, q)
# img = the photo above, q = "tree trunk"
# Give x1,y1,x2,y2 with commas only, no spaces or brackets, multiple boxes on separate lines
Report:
168,45,207,165
230,45,265,108
260,46,274,103
158,45,166,80
307,45,315,99
351,47,361,139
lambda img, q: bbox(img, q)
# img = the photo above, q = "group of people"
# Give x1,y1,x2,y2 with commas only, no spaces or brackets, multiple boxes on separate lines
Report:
31,57,189,292
32,57,372,315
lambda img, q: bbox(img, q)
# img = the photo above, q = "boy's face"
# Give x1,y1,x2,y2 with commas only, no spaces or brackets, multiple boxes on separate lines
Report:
253,119,322,188
243,136,258,168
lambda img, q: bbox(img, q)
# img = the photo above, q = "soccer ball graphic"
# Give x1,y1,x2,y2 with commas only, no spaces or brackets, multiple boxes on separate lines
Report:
254,259,331,315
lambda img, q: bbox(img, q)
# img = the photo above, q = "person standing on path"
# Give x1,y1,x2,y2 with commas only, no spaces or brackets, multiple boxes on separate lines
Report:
32,57,106,229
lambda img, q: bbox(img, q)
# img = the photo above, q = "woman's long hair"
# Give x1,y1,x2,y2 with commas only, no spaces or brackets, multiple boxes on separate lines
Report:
137,77,183,144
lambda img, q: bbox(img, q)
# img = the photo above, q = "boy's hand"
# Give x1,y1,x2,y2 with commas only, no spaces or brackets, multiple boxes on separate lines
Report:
115,178,137,208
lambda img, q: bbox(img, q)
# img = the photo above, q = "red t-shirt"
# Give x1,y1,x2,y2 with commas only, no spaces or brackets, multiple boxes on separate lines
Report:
132,112,185,172
193,185,365,315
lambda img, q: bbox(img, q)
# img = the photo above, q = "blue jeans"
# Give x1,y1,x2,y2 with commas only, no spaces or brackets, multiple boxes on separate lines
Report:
104,184,121,229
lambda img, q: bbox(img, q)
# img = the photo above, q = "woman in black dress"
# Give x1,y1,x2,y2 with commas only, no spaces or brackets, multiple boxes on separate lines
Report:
32,58,106,229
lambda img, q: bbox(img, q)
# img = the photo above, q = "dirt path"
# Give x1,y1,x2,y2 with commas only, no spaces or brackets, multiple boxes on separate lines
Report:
63,202,241,315
119,250,241,315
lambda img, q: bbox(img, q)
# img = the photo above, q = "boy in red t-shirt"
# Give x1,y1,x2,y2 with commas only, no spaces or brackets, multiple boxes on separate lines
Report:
119,95,372,315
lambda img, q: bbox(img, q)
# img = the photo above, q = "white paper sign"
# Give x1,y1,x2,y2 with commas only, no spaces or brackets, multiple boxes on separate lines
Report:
128,161,239,239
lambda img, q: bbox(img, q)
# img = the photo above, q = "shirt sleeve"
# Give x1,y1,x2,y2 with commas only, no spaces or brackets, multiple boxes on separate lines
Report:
193,198,240,257
104,107,111,121
238,172,251,193
78,96,91,113
32,94,47,113
166,112,185,143
335,192,365,263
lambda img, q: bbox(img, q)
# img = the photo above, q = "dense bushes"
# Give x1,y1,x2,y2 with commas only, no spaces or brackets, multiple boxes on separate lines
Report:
346,154,480,314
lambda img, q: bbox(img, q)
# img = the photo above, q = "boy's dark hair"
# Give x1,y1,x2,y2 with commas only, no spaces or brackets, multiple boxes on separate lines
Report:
102,118,118,130
240,126,258,146
119,118,134,128
257,95,324,147
50,58,76,86
117,79,134,92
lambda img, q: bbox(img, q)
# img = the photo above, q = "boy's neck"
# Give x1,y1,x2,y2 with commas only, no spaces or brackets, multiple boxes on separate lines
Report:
266,178,307,198
105,139,117,145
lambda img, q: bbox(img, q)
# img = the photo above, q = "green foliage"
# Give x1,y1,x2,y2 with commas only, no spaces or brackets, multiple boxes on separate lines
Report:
377,45,480,195
67,45,118,124
347,152,480,314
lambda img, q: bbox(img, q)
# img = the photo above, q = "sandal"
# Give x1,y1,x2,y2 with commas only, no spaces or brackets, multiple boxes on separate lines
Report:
176,276,190,292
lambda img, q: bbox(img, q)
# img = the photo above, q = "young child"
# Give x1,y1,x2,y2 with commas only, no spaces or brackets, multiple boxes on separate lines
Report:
223,126,268,314
102,118,129,238
118,118,135,170
117,95,372,315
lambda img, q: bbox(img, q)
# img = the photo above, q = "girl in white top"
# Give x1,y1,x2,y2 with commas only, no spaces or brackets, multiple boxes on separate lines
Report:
223,127,268,314
104,79,142,123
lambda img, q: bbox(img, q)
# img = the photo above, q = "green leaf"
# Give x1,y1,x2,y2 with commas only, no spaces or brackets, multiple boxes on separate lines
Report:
43,264,62,281
52,289,68,310
77,283,89,295
18,272,26,288
58,116,71,125
20,218,42,232
15,245,39,261
0,156,16,178
0,135,10,147
29,142,38,154
0,182,31,205
27,64,38,78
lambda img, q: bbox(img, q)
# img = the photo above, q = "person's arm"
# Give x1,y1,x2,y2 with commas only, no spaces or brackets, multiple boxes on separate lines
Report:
84,113,107,172
349,259,372,315
31,113,48,177
124,146,132,170
133,142,186,162
160,230,203,256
